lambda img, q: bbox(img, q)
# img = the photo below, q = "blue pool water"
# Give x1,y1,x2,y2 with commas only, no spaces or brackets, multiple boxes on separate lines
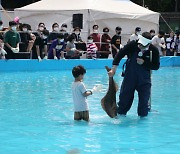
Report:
0,67,180,154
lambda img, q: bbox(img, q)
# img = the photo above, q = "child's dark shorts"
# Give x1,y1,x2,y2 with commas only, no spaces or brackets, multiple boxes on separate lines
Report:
74,110,89,121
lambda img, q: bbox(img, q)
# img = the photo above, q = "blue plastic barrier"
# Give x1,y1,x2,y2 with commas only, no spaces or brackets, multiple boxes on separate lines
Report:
0,56,180,72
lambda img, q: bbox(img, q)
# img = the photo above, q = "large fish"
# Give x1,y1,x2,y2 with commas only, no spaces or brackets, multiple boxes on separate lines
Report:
101,66,118,118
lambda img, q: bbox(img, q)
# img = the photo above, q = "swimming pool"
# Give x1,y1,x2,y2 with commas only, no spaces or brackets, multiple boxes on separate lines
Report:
0,67,179,153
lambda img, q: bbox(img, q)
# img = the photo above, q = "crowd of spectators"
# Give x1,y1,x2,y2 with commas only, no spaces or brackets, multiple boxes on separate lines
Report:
0,17,179,60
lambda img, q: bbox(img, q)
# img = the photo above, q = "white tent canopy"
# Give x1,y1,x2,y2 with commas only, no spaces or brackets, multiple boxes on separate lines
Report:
14,0,160,44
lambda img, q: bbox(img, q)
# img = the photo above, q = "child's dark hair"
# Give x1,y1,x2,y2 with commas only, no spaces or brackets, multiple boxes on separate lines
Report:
72,65,86,78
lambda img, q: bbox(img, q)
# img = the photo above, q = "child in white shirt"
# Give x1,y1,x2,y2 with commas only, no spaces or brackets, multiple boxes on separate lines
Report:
72,65,101,121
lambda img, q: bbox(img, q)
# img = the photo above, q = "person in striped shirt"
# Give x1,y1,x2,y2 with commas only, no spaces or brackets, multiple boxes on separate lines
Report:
86,36,97,59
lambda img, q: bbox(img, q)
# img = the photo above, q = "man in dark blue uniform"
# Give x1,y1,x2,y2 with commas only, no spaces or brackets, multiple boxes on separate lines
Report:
108,32,160,117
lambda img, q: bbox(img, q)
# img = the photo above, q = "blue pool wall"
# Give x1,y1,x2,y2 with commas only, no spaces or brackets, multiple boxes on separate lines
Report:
0,56,180,72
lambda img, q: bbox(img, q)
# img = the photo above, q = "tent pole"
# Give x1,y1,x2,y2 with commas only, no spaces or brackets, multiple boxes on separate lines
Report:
88,9,90,36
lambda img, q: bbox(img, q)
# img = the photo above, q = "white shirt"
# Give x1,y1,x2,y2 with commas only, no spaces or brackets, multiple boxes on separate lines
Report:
152,35,165,56
166,37,175,49
129,34,139,41
72,81,88,112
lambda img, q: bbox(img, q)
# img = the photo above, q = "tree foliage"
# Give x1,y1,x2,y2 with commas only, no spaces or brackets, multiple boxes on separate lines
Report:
131,0,179,12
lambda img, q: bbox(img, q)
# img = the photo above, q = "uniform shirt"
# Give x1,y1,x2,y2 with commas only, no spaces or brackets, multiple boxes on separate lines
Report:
129,34,139,41
48,39,65,59
72,81,88,112
4,30,21,48
113,40,160,71
152,35,165,56
166,37,175,50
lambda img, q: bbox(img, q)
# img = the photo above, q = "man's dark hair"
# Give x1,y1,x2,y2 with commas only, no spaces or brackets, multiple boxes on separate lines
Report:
67,34,75,42
72,65,86,78
52,23,59,28
61,23,67,28
115,26,122,31
9,21,17,26
150,29,155,33
42,29,49,36
0,20,3,25
88,35,93,40
142,32,152,40
93,24,99,29
38,22,45,27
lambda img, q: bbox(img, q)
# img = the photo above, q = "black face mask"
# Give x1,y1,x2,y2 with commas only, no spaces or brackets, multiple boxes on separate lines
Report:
117,32,121,35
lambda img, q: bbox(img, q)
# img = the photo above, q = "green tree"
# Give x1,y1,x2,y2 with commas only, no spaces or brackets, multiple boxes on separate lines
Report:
131,0,179,12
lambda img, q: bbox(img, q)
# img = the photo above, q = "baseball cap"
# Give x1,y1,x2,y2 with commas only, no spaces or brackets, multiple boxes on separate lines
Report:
115,26,122,31
135,27,141,32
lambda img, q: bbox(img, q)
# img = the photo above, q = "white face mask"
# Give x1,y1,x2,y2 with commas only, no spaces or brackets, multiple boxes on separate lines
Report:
93,30,98,33
23,28,28,32
62,27,67,31
11,26,16,31
59,39,64,42
88,39,93,43
136,32,141,35
42,35,47,39
39,27,44,31
0,25,3,30
151,33,155,37
75,31,80,35
54,27,59,32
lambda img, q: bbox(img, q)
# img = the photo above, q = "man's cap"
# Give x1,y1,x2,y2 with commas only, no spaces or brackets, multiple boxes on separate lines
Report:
103,27,109,32
9,21,17,26
61,23,67,28
135,27,141,32
115,26,122,31
138,32,152,46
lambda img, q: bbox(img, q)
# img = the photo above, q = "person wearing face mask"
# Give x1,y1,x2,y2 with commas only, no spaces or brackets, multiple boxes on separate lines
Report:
60,23,69,43
108,32,160,117
33,22,46,38
65,34,81,59
100,27,111,58
152,31,166,56
129,27,141,42
111,26,122,58
72,27,86,52
19,23,35,55
149,29,155,38
0,20,5,59
86,36,97,59
72,27,82,42
48,23,60,43
166,31,176,56
90,25,101,53
175,31,180,56
4,21,21,59
48,33,65,59
33,29,49,61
